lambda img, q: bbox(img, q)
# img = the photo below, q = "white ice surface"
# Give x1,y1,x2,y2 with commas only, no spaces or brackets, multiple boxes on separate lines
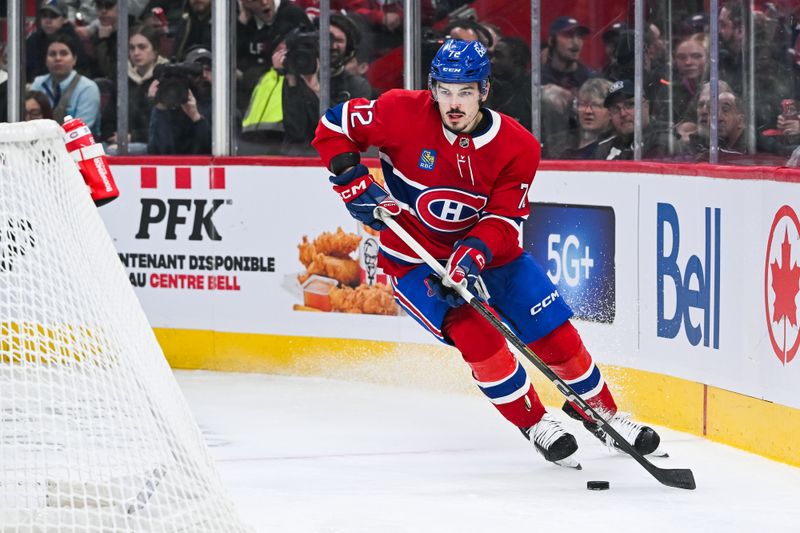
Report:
176,370,800,533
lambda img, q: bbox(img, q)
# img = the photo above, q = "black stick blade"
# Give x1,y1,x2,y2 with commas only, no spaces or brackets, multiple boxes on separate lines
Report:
657,468,696,490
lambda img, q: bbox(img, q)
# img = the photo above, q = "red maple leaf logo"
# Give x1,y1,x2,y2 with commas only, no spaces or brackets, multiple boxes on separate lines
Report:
770,228,800,327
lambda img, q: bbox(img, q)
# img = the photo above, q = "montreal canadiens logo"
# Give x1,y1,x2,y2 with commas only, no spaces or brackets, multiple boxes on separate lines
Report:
415,187,487,233
764,205,800,365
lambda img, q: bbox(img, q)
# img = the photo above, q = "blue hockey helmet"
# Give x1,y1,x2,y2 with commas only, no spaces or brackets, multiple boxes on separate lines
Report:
429,39,491,96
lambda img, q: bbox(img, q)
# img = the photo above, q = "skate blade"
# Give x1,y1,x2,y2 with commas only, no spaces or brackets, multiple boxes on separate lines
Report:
553,456,582,470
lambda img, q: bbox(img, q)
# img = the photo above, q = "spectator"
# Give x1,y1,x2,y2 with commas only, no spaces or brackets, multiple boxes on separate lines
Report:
344,39,372,79
759,94,800,157
236,0,310,75
604,27,668,117
657,33,708,126
601,21,627,76
236,0,310,110
294,0,405,38
681,81,747,160
243,20,373,150
594,79,670,160
547,78,613,159
329,13,374,101
281,26,373,152
104,25,169,153
172,0,212,61
26,0,91,80
88,0,120,79
30,35,101,132
74,0,148,29
540,16,596,158
679,12,710,36
241,39,288,148
25,90,54,120
645,23,669,87
147,50,212,154
719,2,745,93
542,16,596,94
489,36,531,131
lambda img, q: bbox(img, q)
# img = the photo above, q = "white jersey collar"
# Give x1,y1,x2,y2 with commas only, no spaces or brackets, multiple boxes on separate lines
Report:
440,109,501,149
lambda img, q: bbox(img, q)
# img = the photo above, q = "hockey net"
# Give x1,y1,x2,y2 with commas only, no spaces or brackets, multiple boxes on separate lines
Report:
0,120,251,532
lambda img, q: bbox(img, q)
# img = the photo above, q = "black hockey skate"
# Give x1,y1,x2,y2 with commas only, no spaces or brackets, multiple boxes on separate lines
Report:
521,413,581,469
562,401,666,457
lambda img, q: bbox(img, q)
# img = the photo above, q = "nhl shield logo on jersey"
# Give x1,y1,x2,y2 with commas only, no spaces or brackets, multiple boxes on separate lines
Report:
418,149,436,171
415,187,487,233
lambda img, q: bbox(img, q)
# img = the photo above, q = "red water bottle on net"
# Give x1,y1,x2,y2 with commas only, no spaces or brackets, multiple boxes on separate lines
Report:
62,115,119,206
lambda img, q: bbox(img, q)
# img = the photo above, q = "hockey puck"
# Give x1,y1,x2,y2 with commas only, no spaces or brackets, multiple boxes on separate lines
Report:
586,480,610,491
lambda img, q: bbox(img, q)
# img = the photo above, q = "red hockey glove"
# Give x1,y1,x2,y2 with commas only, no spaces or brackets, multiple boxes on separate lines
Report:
425,237,491,307
330,164,400,230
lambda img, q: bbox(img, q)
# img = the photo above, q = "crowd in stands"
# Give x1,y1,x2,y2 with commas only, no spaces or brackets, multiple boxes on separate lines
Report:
4,0,800,164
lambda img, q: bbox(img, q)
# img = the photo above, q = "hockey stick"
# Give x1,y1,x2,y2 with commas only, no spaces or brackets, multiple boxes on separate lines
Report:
376,210,696,490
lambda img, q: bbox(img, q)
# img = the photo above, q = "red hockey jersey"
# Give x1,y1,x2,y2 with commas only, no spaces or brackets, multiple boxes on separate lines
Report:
313,89,541,277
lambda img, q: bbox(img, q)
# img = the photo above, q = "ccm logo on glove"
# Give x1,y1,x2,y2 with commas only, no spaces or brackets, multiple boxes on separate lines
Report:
333,175,372,201
329,163,400,231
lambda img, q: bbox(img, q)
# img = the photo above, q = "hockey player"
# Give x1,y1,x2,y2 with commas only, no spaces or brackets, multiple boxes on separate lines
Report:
312,39,662,468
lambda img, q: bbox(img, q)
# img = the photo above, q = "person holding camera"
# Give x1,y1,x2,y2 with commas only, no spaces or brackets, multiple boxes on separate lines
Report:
236,0,310,106
146,50,212,155
282,21,373,151
237,0,310,74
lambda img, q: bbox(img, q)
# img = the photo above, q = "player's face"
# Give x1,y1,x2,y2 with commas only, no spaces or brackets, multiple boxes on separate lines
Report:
434,81,486,134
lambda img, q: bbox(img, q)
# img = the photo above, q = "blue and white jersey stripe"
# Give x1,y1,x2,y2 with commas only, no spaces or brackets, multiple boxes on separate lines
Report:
475,360,531,405
390,277,444,341
564,362,605,399
321,103,346,135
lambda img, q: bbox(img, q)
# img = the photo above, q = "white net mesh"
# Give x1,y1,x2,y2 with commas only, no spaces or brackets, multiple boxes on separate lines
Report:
0,120,252,532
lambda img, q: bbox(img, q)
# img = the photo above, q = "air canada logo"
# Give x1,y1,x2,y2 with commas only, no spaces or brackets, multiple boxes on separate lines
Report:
764,205,800,365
